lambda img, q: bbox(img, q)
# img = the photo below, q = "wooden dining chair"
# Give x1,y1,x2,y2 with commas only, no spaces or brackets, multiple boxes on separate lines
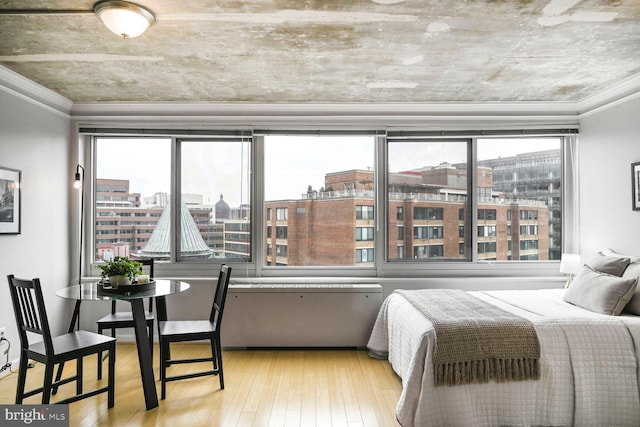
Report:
7,274,116,406
96,258,154,379
158,264,232,399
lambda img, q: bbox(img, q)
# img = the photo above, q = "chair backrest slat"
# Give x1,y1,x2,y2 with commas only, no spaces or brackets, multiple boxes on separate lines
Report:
20,286,41,332
16,287,31,328
141,259,155,312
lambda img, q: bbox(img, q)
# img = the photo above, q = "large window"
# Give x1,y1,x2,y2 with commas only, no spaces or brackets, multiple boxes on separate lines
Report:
387,135,563,263
93,134,251,264
91,131,568,275
263,134,376,267
387,139,469,261
477,137,561,261
179,138,251,261
94,137,171,262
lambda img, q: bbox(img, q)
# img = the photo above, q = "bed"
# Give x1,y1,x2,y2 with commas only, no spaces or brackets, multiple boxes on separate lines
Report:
368,255,640,427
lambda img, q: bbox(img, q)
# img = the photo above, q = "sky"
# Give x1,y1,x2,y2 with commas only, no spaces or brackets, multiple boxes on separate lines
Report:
96,138,171,200
96,136,561,206
264,135,374,200
96,138,249,207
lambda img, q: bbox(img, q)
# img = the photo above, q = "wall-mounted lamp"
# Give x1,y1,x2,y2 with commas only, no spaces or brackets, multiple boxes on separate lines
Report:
73,167,83,190
94,1,155,39
560,253,581,288
74,164,85,286
0,1,155,39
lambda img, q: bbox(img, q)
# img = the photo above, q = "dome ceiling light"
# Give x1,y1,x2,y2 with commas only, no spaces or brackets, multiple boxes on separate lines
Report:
94,1,155,39
0,1,155,39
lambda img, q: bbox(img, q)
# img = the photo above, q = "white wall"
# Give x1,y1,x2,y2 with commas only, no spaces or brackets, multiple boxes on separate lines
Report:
579,95,640,260
0,88,72,359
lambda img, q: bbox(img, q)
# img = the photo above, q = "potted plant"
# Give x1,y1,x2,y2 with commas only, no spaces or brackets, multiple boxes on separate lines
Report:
99,256,143,287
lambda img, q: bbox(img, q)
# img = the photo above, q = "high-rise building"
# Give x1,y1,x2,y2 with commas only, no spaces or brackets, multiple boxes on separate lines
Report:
475,149,561,260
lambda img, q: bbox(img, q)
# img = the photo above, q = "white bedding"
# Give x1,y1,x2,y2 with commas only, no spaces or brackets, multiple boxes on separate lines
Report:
367,289,640,427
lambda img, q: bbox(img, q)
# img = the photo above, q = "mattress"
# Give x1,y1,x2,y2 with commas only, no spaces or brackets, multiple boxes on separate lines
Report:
367,289,640,427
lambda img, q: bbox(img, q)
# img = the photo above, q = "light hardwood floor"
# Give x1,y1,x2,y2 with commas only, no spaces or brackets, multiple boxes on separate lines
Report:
0,343,402,427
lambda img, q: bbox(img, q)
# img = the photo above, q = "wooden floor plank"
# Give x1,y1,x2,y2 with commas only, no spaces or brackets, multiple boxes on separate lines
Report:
0,343,402,427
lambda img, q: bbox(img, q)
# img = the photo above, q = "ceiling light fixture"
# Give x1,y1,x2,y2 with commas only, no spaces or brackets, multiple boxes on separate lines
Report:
94,1,155,39
0,1,155,39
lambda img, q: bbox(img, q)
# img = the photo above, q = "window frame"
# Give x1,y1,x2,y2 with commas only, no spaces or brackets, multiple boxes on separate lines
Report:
83,130,577,279
380,132,576,277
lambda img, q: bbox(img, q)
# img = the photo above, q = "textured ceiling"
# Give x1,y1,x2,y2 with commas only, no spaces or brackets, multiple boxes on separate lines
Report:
0,0,639,104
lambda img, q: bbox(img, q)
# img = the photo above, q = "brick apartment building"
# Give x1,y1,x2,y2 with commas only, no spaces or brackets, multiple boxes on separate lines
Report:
265,162,550,266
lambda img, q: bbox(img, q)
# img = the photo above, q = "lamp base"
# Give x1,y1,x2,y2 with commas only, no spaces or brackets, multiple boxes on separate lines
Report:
564,274,574,288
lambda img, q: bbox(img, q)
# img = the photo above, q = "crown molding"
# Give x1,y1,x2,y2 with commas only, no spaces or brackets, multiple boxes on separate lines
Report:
576,73,640,116
0,65,72,117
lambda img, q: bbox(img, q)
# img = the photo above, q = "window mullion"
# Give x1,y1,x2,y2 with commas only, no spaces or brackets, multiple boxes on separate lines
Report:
172,137,180,263
470,137,478,262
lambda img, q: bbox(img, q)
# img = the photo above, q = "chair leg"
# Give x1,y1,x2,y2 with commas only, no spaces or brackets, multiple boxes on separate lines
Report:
53,301,82,395
15,352,29,404
97,325,102,379
214,336,224,389
97,324,105,380
97,326,116,380
76,357,83,395
160,339,168,400
148,321,154,362
52,361,64,394
211,338,219,372
42,363,55,404
210,338,218,371
108,344,115,408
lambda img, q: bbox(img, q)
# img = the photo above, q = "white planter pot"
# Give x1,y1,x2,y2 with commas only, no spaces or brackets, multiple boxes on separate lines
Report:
109,275,131,288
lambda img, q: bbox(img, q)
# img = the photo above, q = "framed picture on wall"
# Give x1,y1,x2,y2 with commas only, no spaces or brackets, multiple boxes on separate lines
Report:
0,166,21,234
633,162,640,211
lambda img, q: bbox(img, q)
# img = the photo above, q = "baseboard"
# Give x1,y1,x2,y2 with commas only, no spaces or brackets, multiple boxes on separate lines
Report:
0,357,19,380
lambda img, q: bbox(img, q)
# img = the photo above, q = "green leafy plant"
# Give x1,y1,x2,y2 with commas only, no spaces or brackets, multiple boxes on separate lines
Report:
99,256,143,282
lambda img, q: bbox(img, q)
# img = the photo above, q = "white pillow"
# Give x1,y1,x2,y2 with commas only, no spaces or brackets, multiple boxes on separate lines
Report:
563,265,638,316
622,262,640,315
602,248,640,263
602,249,640,315
586,252,630,277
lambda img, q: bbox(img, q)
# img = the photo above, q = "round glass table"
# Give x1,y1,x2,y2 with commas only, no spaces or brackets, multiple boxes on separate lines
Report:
56,279,190,302
56,279,190,410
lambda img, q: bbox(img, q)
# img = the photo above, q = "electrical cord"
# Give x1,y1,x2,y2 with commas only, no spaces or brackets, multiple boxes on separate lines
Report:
0,337,12,373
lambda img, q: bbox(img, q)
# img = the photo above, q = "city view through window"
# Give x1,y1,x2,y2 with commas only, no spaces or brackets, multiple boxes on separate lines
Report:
93,135,562,266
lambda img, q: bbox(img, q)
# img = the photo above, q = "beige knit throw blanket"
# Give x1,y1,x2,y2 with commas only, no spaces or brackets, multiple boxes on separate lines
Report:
396,289,540,387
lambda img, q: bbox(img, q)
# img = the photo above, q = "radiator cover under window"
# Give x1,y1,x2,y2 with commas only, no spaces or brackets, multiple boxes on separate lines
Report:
221,283,383,348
